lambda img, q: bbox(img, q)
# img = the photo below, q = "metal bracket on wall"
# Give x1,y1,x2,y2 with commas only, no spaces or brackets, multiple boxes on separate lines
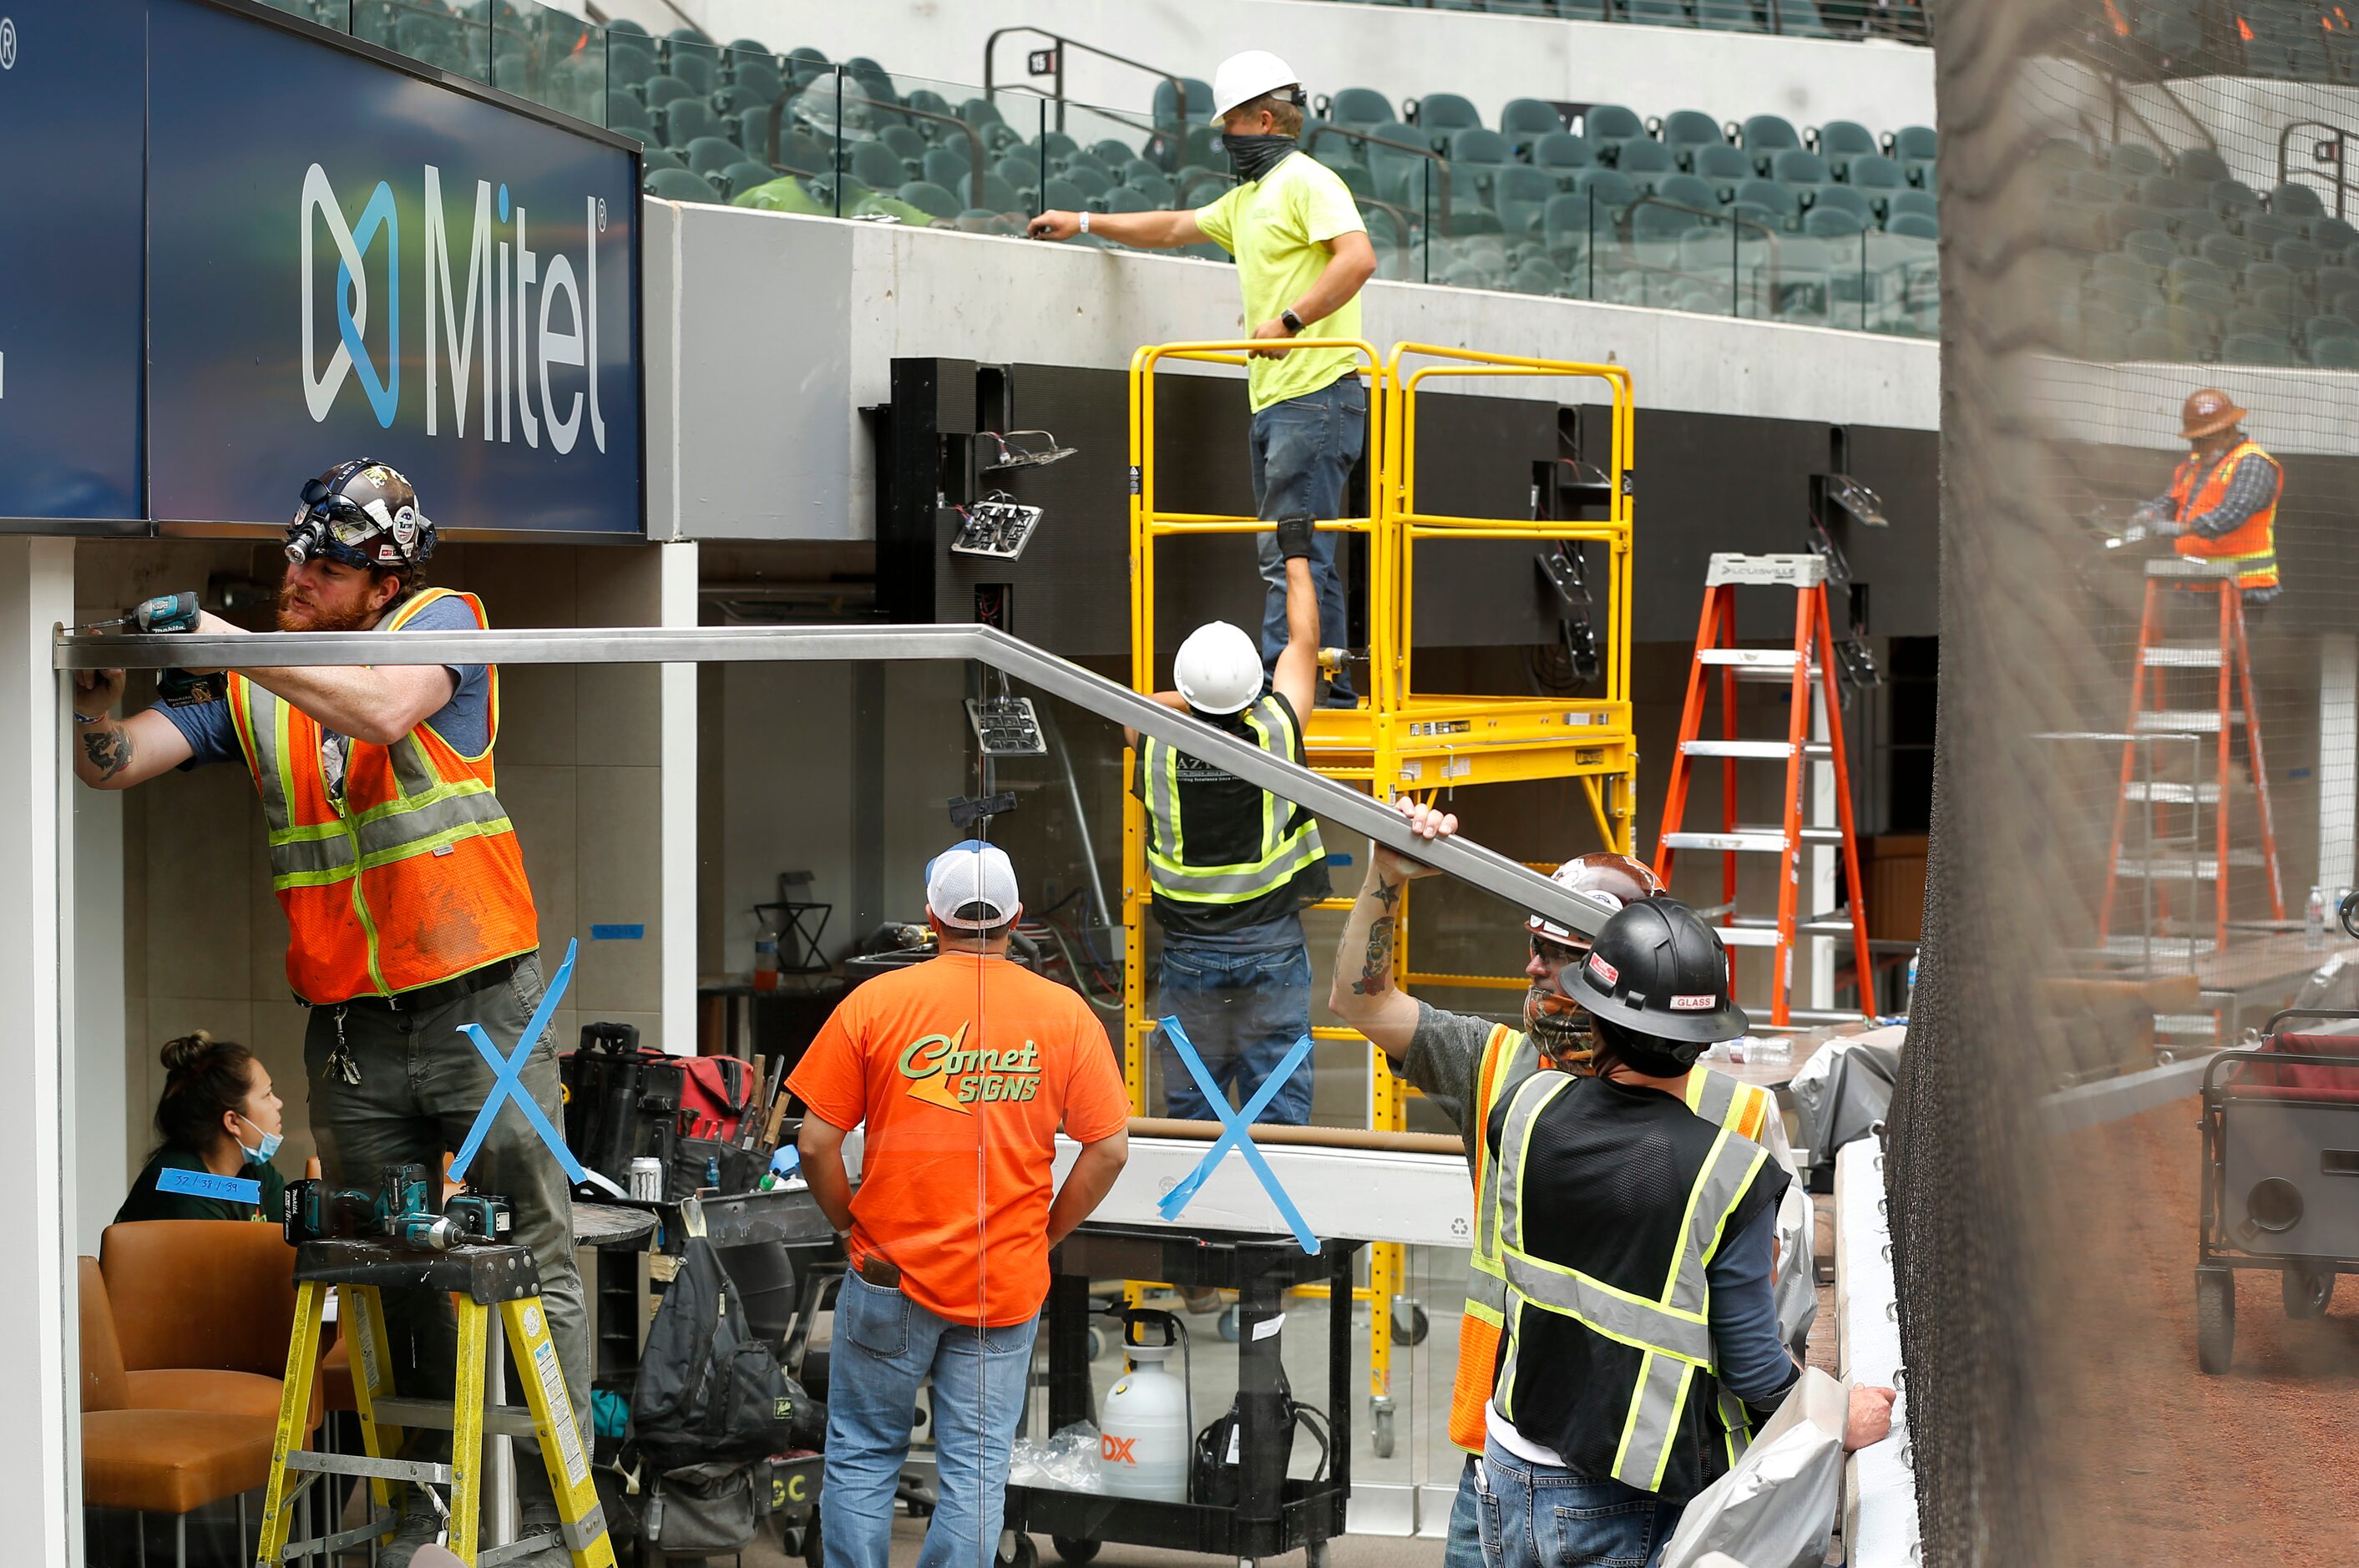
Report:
58,621,1618,939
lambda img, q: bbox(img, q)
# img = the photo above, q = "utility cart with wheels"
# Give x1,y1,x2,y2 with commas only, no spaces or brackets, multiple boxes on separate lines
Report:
2197,1008,2359,1373
1004,1224,1364,1568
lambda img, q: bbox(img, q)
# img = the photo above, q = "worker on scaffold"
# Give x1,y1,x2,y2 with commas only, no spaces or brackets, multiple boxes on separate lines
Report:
1327,800,1816,1568
1030,49,1377,707
70,461,584,1568
2131,387,2283,618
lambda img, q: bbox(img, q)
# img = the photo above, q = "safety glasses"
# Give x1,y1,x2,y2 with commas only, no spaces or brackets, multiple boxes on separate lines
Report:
1530,933,1584,969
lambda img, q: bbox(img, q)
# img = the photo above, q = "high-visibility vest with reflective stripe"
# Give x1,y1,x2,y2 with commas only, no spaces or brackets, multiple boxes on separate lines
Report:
2169,439,2281,589
1486,1071,1778,1500
1140,694,1328,919
1445,1031,1775,1454
228,589,539,1004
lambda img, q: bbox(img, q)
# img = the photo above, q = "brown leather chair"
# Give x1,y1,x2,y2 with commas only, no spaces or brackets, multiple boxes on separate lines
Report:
79,1257,277,1568
99,1220,320,1424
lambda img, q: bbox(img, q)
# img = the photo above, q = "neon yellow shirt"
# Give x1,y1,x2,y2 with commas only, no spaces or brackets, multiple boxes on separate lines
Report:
1194,152,1369,412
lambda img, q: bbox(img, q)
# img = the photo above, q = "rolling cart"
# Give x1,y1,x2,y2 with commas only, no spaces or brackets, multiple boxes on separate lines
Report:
2197,1008,2359,1372
1005,1224,1363,1568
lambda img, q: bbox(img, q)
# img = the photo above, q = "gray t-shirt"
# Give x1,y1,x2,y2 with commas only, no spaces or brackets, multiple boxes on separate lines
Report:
1403,999,1516,1174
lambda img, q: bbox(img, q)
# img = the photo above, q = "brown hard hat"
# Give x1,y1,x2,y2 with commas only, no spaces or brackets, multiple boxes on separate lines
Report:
2180,387,2248,439
1528,852,1664,945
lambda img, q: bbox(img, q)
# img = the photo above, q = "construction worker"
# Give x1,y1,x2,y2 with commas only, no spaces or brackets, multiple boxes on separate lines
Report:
2131,387,2282,611
1328,800,1805,1568
1131,518,1330,1201
69,460,579,1568
1030,49,1377,706
1469,897,1894,1565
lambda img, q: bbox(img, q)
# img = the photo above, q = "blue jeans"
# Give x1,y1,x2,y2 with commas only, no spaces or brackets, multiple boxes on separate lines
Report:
821,1272,1040,1568
1476,1438,1686,1568
1249,374,1366,704
1157,938,1315,1125
1445,1454,1487,1568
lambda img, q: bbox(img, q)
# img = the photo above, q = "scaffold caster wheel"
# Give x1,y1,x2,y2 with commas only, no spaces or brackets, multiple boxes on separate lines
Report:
1086,1326,1107,1361
996,1531,1039,1568
2283,1265,2335,1320
2196,1266,2235,1374
1391,1300,1430,1347
1218,1305,1243,1343
1052,1536,1100,1565
1371,1399,1396,1458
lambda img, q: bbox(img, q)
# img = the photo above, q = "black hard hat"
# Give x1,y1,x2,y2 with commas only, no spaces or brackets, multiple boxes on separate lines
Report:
1563,898,1749,1046
286,458,434,572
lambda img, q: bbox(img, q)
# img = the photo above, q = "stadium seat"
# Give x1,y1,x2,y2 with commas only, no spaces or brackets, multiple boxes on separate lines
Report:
1543,192,1597,264
1658,172,1721,212
2275,237,2326,274
2245,211,2306,251
1326,88,1395,132
1618,140,1678,192
644,75,696,109
1452,129,1518,169
660,99,717,144
1412,94,1486,151
1659,110,1724,164
1887,211,1938,240
1810,184,1869,221
1891,124,1938,181
1734,178,1800,226
1101,186,1156,214
1535,133,1596,181
923,147,969,189
960,171,1024,213
684,136,741,177
1815,120,1879,180
2175,145,2231,184
1500,99,1564,156
2210,179,2265,221
1066,166,1113,201
1695,0,1763,30
1772,149,1830,187
1889,188,1938,222
2313,216,2359,257
2311,331,2359,368
850,140,907,189
2321,267,2359,311
1369,125,1436,205
2109,143,2164,176
1582,104,1647,152
1581,167,1640,209
2124,326,2176,360
2272,182,2327,219
719,160,778,199
2121,228,2178,270
2220,330,2296,365
1496,166,1557,235
998,153,1045,192
1850,153,1906,193
1509,255,1565,296
1742,114,1803,172
645,166,721,202
897,180,960,218
1128,172,1177,205
1696,144,1755,200
1624,0,1698,25
640,146,686,175
733,61,784,104
1805,207,1866,237
667,51,716,94
1151,77,1214,129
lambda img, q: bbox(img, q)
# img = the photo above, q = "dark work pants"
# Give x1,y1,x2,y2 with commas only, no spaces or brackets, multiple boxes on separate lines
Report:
303,951,590,1504
1249,374,1367,704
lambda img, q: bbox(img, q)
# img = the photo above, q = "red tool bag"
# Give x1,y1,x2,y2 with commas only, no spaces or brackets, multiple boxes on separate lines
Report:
679,1055,757,1140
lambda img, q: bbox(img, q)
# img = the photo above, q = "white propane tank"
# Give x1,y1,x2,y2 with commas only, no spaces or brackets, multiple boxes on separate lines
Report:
1098,1311,1192,1502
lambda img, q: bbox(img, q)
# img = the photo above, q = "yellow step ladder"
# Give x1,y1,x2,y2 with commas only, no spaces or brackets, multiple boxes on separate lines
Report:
253,1239,613,1567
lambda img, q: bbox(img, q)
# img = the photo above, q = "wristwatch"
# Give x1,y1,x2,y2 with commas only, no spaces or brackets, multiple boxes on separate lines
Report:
1280,307,1306,335
1078,210,1091,235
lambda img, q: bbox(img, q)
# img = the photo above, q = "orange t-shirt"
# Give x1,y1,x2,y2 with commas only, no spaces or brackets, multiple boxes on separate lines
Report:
787,951,1131,1327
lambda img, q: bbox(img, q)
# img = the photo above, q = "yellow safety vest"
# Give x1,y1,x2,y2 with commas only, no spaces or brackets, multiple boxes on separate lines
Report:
1139,694,1326,908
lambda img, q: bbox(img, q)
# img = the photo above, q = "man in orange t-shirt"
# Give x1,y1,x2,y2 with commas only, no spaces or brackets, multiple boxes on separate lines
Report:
793,840,1131,1568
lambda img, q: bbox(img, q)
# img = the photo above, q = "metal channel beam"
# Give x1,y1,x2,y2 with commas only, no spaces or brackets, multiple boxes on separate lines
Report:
53,622,1613,938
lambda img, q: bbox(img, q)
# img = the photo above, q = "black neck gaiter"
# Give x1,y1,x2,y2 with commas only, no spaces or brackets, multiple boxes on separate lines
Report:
1228,134,1297,185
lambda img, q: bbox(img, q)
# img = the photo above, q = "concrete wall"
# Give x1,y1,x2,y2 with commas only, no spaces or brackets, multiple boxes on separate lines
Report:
645,199,1940,543
77,539,681,1195
663,0,1936,135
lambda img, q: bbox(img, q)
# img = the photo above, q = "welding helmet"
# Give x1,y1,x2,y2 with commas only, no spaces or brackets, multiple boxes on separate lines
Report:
1527,852,1663,947
286,459,434,572
1566,898,1748,1067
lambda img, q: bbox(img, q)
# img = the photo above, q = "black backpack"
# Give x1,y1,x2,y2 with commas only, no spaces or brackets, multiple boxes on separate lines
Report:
627,1221,825,1473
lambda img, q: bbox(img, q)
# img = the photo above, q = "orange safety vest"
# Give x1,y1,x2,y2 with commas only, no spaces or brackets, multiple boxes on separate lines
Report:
2168,439,2281,590
227,589,539,1004
1445,1026,1777,1454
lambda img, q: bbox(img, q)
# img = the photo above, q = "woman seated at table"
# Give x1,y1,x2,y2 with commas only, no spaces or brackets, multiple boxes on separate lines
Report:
115,1030,288,1224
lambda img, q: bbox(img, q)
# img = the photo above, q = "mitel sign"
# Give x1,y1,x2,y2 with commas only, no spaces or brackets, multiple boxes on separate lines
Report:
144,0,640,536
301,163,613,457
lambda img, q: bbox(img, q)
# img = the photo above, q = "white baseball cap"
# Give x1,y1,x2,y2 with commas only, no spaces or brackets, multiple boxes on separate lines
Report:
926,840,1021,929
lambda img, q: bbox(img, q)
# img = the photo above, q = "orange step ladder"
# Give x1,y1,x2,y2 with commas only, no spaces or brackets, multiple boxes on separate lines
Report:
1653,553,1878,1027
2098,556,2285,954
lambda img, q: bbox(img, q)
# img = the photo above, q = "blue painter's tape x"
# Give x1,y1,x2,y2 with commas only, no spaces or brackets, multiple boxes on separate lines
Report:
449,938,588,1187
155,1166,263,1206
1153,1015,1319,1253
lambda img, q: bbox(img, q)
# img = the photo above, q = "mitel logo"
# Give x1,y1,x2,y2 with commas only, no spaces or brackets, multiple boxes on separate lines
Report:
301,162,608,453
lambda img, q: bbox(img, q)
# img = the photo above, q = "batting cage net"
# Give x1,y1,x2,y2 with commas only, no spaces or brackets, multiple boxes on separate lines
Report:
1895,6,2359,1562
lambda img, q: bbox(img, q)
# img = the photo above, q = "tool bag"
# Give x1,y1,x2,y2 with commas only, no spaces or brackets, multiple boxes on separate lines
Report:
627,1223,825,1474
666,1135,764,1200
1191,1366,1329,1508
559,1023,682,1191
679,1055,757,1141
637,1460,764,1559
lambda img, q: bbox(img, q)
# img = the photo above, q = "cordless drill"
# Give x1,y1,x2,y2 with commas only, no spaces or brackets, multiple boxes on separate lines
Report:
77,591,215,706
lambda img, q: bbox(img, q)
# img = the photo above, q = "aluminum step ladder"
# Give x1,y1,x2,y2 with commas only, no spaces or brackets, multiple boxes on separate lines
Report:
1653,554,1877,1028
2099,557,2286,952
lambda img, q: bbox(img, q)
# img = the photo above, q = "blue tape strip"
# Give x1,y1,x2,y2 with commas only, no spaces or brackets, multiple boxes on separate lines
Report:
155,1166,263,1205
1153,1016,1319,1253
590,923,645,940
449,938,588,1186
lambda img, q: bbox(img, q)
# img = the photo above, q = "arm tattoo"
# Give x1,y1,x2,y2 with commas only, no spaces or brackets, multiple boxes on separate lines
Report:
1349,881,1404,995
81,722,134,781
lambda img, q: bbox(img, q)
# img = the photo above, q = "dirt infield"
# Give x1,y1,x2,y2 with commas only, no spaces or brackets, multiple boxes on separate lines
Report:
2055,1101,2359,1565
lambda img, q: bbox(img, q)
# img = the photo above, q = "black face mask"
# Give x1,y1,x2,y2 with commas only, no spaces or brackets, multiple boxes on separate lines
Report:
1227,134,1296,185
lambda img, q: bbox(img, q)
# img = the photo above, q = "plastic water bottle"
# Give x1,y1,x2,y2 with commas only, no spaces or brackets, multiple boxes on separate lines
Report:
2310,886,2329,950
1905,953,1918,1014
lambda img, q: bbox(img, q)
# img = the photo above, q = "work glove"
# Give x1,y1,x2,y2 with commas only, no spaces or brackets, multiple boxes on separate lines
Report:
1275,515,1316,562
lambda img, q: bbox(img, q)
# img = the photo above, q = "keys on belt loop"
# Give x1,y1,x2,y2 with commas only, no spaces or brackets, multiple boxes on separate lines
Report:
327,1005,360,1086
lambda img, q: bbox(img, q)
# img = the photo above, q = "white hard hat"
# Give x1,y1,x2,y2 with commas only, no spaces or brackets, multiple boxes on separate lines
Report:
1212,50,1303,121
1173,621,1263,715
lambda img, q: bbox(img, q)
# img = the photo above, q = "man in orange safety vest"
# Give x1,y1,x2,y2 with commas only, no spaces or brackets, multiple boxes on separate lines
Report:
2134,387,2283,612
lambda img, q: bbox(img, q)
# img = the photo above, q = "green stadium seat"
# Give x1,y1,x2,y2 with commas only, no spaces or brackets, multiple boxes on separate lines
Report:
1583,104,1646,150
1850,154,1906,190
1040,177,1087,212
1810,183,1868,221
1411,94,1485,154
2176,146,2231,184
2124,326,2177,360
645,166,721,202
2120,228,2178,269
846,140,904,188
959,99,1020,152
1659,110,1723,161
1581,168,1639,208
997,154,1045,194
1325,88,1395,131
1887,211,1937,240
2245,211,2305,250
1127,171,1177,205
2311,331,2359,368
1495,166,1555,234
1774,0,1837,36
2275,237,2325,274
661,99,718,145
1694,144,1754,199
640,147,687,175
667,51,716,93
645,75,696,109
1625,0,1698,25
2220,330,2295,365
1618,140,1677,192
1500,99,1564,156
1152,77,1215,129
2109,142,2164,176
720,160,779,200
684,137,740,177
1772,149,1830,186
1805,207,1865,237
1695,0,1762,31
1452,129,1517,168
2272,182,2326,219
783,47,830,90
1734,178,1799,226
1742,114,1802,170
1509,255,1565,296
922,148,969,188
1814,120,1878,180
959,171,1024,212
897,180,960,219
1889,188,1938,222
1658,172,1721,212
1535,133,1595,182
1101,187,1157,214
1066,166,1113,200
